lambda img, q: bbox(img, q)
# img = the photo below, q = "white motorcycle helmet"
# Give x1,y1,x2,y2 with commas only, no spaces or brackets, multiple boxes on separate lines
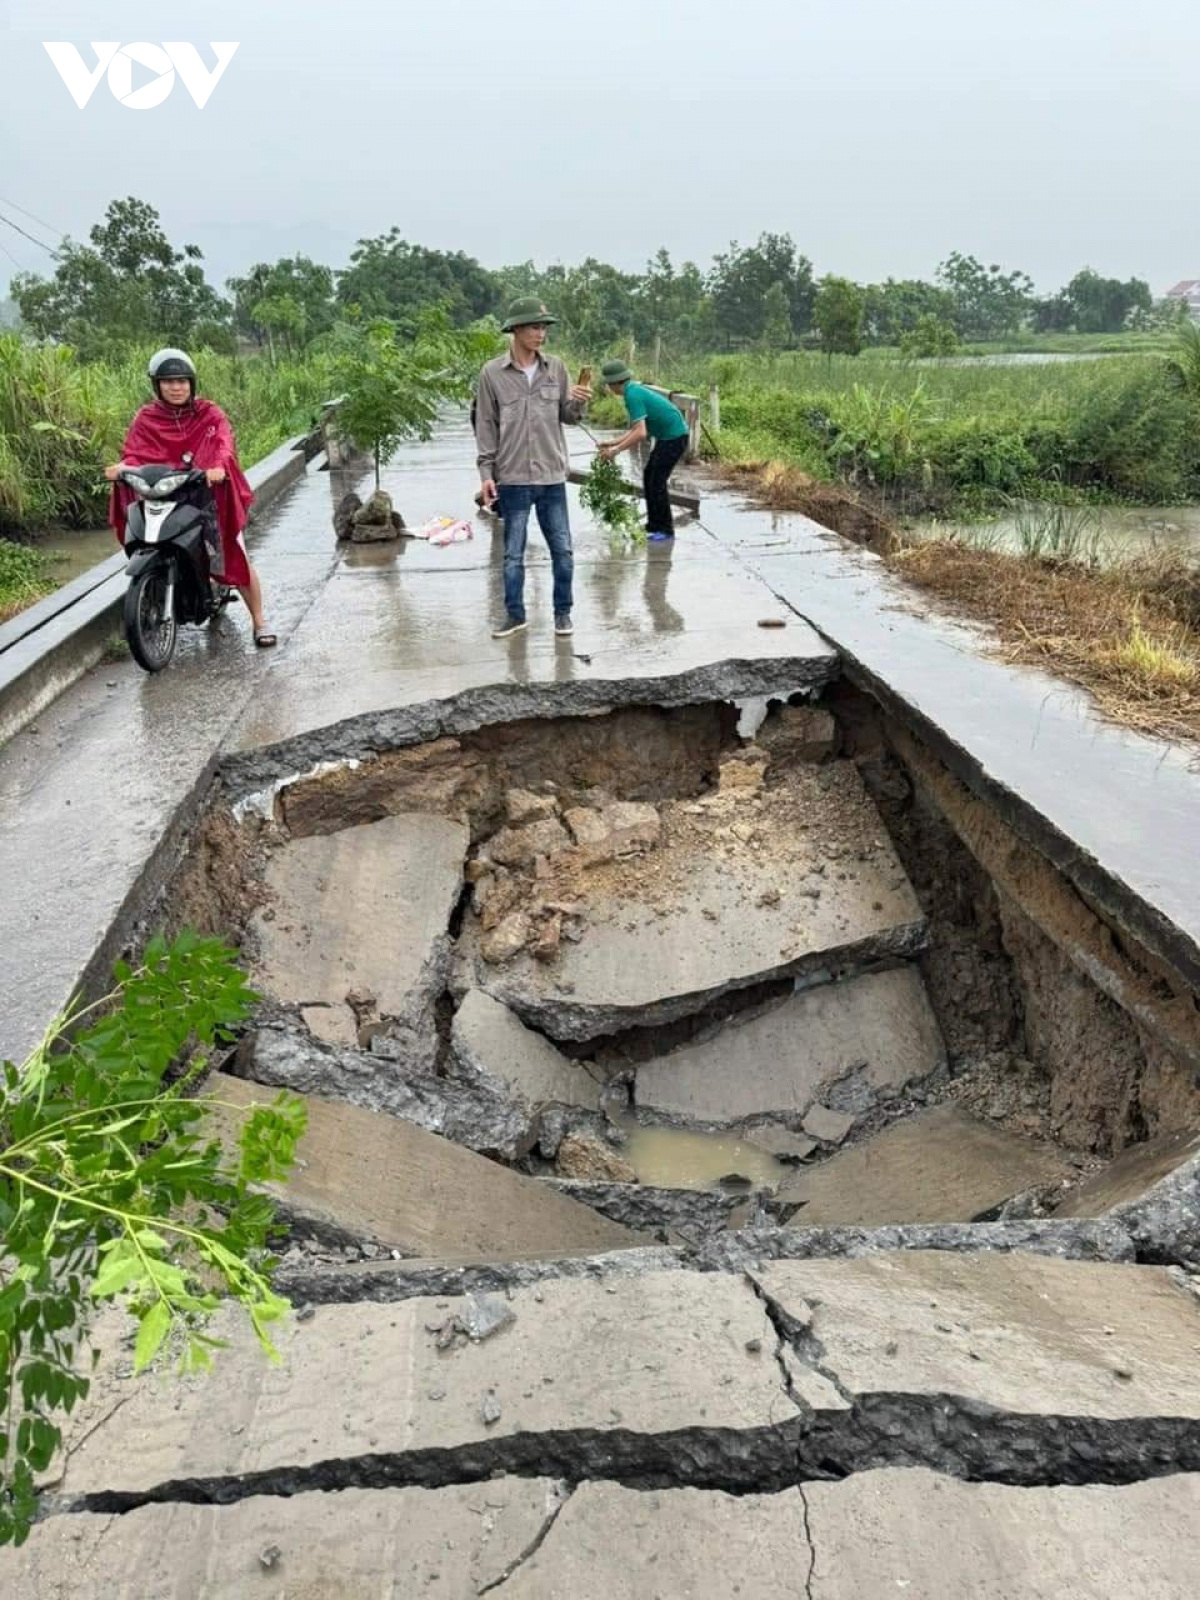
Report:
147,347,197,400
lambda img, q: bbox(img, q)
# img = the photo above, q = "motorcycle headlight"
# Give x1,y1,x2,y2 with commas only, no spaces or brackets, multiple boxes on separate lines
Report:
124,473,152,496
152,471,189,495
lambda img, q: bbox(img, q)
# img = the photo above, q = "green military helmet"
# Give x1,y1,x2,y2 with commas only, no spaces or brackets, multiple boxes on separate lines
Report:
501,295,558,332
600,359,633,385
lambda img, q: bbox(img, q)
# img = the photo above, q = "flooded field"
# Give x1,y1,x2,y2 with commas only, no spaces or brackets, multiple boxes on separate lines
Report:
906,502,1200,565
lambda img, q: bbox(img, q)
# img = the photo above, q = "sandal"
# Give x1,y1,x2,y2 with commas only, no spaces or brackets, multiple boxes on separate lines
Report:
254,628,278,649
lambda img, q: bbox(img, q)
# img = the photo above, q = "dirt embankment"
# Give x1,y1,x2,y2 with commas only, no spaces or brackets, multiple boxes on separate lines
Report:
711,459,1200,745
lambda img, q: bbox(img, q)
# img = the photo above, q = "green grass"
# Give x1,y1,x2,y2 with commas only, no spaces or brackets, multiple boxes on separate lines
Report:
0,539,54,621
0,336,337,534
661,347,1200,514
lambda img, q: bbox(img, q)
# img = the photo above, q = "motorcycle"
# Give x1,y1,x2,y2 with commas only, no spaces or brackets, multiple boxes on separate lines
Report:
115,455,236,672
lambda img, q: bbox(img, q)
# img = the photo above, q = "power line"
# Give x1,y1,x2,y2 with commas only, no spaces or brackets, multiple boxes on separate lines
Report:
0,195,66,244
0,210,61,261
0,235,26,274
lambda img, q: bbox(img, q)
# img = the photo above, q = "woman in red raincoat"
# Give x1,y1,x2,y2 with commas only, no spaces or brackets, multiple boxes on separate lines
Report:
106,348,276,646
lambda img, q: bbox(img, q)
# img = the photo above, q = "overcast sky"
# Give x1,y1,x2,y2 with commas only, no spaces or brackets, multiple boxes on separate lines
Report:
2,0,1198,300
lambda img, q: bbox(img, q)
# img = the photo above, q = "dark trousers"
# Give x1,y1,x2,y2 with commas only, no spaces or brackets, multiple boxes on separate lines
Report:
643,434,689,535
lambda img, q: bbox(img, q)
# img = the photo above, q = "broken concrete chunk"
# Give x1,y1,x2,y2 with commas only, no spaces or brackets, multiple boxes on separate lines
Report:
481,912,530,965
206,1071,636,1259
532,913,562,963
476,762,926,1041
634,969,944,1131
300,1003,359,1049
746,1127,818,1163
1054,1129,1200,1269
802,1104,855,1145
505,788,558,825
450,991,601,1123
546,1180,741,1237
248,813,467,1065
487,817,571,869
537,1104,615,1160
564,801,662,865
237,1027,537,1162
556,1132,638,1183
779,1104,1077,1227
430,1293,517,1349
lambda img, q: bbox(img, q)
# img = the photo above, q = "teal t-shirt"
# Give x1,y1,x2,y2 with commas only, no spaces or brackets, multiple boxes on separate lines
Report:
623,381,689,442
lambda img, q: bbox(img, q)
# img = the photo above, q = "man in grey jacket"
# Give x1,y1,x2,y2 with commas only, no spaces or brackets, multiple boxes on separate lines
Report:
476,296,591,637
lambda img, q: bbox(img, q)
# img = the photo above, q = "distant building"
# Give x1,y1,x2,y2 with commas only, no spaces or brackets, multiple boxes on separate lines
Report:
1165,280,1200,319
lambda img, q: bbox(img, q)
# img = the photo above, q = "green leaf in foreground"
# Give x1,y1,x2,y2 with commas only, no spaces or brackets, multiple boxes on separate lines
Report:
0,933,305,1547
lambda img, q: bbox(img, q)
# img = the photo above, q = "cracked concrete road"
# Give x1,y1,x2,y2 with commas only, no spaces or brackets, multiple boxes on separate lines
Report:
12,1471,1200,1597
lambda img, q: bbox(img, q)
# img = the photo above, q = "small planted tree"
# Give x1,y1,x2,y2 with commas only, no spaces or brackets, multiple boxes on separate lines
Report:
0,934,306,1547
329,309,496,490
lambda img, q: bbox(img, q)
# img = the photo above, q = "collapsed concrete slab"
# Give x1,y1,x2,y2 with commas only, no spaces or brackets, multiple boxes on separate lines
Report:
237,1026,540,1162
544,1179,741,1237
207,1072,637,1258
1054,1128,1200,1268
248,812,468,1066
634,967,945,1130
10,1479,563,1600
450,989,602,1124
54,1270,789,1504
777,1103,1077,1226
473,760,927,1040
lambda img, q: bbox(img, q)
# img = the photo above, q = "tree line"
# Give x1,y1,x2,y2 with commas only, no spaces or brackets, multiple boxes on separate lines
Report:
8,197,1177,364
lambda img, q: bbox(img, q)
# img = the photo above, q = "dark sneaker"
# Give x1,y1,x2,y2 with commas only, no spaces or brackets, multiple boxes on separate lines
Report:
554,613,574,636
491,615,527,639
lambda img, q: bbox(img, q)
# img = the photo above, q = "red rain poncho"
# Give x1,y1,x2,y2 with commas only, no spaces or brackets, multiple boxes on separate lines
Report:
108,396,254,587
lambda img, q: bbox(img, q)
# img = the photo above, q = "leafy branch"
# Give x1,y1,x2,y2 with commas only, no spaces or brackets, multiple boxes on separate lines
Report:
579,453,645,548
0,932,305,1547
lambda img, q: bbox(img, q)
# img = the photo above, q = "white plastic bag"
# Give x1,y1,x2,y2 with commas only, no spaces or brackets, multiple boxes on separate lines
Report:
427,517,475,547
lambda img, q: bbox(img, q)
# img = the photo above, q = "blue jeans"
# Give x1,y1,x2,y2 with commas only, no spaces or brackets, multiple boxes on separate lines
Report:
497,483,574,621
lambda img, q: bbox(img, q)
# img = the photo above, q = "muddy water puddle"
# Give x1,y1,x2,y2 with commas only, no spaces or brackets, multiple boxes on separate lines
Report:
608,1113,786,1191
33,525,116,584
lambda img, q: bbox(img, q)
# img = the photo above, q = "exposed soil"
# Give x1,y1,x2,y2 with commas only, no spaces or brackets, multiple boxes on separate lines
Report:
890,541,1200,745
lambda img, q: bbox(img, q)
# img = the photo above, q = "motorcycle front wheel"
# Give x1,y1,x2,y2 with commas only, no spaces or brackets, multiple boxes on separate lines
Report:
124,567,178,672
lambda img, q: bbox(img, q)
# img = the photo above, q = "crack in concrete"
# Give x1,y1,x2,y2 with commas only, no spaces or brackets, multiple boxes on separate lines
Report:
797,1483,817,1600
476,1482,574,1594
744,1270,808,1415
274,1218,1138,1306
747,1272,853,1407
50,1401,1200,1525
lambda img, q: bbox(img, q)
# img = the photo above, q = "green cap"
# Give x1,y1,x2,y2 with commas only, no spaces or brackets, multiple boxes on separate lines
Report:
501,295,558,332
600,359,633,384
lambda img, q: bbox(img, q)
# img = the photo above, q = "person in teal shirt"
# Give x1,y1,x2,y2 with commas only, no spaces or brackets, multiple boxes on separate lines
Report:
598,360,690,541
